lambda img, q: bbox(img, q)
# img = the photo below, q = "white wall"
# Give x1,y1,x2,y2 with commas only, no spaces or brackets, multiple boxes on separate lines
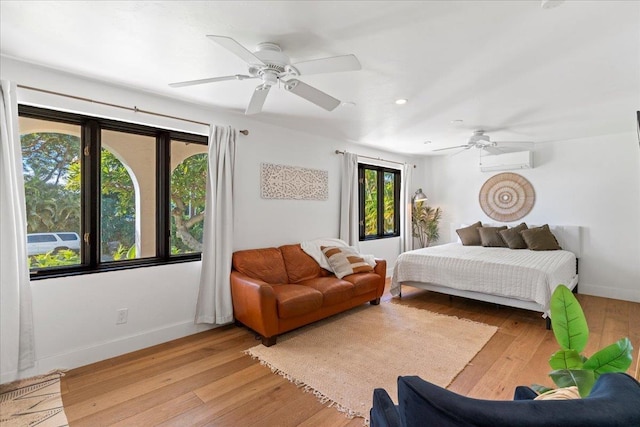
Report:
1,57,417,381
423,134,640,303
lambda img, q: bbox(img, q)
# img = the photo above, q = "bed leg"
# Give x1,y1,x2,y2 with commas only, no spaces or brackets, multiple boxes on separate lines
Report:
545,317,552,330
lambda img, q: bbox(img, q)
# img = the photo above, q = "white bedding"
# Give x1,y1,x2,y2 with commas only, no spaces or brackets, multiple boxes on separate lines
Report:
391,243,577,312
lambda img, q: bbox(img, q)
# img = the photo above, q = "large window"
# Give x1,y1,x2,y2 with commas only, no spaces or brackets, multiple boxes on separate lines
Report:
19,106,208,278
358,163,401,240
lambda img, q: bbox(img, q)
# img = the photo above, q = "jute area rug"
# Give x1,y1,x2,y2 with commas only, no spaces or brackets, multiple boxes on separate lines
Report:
246,302,497,423
0,371,69,427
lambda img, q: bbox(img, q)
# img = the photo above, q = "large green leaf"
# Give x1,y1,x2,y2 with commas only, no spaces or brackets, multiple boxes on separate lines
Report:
549,349,583,370
550,285,589,352
583,337,633,378
549,369,595,397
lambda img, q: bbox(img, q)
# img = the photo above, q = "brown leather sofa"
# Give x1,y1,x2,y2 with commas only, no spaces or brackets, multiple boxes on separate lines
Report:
231,243,386,346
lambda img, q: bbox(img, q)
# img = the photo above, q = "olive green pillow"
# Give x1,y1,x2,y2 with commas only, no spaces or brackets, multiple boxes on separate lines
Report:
456,221,483,246
499,222,529,249
479,226,508,247
520,224,562,251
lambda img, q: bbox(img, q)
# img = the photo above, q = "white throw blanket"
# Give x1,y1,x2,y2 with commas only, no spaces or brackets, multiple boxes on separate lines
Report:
301,238,376,271
391,243,577,312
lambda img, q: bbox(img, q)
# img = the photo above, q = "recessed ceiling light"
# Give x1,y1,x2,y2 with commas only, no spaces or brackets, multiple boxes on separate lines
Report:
423,140,432,144
395,98,408,105
451,119,464,125
341,101,356,107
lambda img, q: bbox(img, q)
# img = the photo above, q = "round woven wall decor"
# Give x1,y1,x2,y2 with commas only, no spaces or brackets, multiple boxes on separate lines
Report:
479,172,535,222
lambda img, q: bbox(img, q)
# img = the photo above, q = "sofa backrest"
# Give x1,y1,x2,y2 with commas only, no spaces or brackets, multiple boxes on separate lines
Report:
232,247,288,284
279,244,324,283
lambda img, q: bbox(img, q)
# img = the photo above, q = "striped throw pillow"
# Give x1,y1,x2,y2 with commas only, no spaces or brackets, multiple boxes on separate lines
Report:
321,246,374,279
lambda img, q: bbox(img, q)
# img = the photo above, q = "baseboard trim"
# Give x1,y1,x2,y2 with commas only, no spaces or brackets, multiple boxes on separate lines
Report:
2,320,217,383
578,284,640,303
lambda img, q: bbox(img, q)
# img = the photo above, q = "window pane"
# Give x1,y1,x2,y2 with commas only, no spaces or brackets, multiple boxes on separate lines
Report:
364,168,378,236
100,130,156,261
383,171,395,234
20,117,82,270
170,141,208,255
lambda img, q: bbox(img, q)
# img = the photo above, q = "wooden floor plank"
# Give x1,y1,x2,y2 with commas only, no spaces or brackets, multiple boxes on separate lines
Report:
61,283,640,426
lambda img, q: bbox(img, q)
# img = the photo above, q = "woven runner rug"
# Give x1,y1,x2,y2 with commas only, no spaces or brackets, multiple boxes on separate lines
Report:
0,371,69,427
246,302,497,423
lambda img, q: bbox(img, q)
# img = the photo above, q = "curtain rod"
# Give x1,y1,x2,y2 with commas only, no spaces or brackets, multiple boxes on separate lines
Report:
335,149,416,168
16,84,249,135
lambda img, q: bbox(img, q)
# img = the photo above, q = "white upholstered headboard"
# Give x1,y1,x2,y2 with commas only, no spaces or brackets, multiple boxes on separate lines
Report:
450,223,582,257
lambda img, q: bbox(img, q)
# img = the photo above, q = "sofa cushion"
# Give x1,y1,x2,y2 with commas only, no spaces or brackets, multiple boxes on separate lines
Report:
271,284,323,319
342,272,380,296
279,244,322,283
232,247,288,284
300,277,355,307
391,374,640,427
321,246,374,279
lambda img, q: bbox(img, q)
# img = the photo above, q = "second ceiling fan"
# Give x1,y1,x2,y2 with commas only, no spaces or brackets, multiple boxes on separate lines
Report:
434,130,533,155
169,35,361,115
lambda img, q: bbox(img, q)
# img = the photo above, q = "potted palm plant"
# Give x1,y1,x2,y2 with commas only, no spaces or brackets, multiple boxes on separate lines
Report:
411,200,441,248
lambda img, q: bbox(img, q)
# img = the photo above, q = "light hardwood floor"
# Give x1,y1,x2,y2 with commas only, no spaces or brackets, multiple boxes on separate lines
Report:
61,283,640,426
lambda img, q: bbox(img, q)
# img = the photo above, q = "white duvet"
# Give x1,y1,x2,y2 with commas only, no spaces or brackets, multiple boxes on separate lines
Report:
391,243,577,311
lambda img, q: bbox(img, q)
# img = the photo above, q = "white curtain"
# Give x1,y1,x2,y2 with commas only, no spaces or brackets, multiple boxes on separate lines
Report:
195,125,236,325
0,80,36,380
400,163,414,252
339,152,359,248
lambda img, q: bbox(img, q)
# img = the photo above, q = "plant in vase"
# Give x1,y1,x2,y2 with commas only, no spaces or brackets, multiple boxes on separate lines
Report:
533,284,633,397
411,201,441,248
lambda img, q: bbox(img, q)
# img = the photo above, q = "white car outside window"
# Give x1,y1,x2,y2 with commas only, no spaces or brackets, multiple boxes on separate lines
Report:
27,232,81,256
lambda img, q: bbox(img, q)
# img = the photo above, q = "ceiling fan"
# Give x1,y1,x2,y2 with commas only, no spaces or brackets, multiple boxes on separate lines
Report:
169,35,361,115
433,130,532,155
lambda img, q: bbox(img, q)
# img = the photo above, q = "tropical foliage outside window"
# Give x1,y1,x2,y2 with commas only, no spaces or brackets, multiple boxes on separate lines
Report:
170,150,207,254
19,107,207,277
358,163,401,240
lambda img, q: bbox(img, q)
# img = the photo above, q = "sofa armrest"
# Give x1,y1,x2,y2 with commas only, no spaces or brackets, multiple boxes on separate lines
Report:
230,271,279,338
370,388,401,427
374,259,387,295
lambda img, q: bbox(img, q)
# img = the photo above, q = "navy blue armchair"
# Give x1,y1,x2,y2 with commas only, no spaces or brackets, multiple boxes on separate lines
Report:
370,373,640,427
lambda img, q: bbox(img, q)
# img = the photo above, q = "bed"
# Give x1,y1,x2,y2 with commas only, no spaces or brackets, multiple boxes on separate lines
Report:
391,225,581,320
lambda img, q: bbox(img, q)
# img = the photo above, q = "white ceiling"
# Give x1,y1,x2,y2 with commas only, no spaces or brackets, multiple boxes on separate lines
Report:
1,1,639,155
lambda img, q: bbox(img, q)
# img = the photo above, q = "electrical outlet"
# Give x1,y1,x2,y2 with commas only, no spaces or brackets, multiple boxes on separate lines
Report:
116,308,128,325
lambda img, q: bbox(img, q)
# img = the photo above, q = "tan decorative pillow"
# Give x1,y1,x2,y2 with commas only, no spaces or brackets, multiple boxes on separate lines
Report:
499,222,528,249
321,246,374,279
520,224,562,251
479,226,507,247
534,386,581,400
456,221,483,246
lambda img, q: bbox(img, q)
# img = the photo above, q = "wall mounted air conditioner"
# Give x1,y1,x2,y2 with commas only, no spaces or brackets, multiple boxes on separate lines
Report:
479,150,533,172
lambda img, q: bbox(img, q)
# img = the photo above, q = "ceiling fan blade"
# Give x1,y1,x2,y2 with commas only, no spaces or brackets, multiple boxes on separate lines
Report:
284,79,341,111
245,84,271,115
206,35,265,66
169,74,255,88
292,54,362,76
432,145,470,152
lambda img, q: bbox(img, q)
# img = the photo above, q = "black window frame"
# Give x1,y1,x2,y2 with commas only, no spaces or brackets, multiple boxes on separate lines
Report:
358,163,401,241
19,105,208,279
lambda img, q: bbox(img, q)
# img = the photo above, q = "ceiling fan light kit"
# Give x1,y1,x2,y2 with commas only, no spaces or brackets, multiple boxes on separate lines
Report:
169,35,361,115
